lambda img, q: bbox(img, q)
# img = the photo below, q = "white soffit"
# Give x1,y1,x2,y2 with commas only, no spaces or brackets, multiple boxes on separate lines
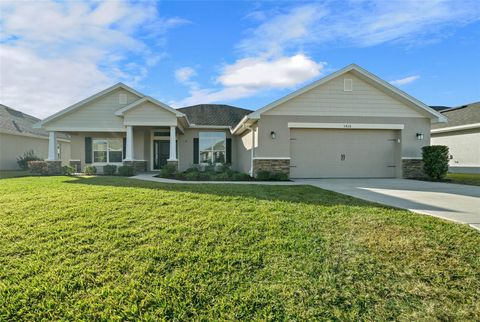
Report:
288,122,405,130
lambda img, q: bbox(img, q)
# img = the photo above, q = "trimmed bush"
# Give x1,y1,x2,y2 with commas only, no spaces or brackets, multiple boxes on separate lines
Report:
256,170,271,181
61,165,75,176
17,150,42,170
103,165,117,176
84,166,97,176
185,171,199,181
270,172,289,181
198,172,211,181
232,172,251,181
213,172,229,181
159,164,177,178
422,145,449,180
118,165,135,177
28,161,48,175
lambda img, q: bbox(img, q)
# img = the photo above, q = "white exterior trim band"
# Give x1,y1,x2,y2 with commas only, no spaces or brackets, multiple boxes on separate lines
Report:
431,123,480,134
402,157,422,160
288,122,405,130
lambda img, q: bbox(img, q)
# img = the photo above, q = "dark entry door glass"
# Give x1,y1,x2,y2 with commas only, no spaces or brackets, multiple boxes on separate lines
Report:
153,140,170,169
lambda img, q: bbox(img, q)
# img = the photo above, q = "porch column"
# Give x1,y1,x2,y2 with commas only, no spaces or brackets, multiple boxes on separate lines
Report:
125,126,134,161
47,131,58,160
168,126,177,160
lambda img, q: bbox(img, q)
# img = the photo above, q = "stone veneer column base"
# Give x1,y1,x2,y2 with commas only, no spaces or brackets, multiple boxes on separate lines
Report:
253,158,290,178
166,160,179,170
123,160,147,173
69,160,81,172
46,160,62,175
402,159,425,178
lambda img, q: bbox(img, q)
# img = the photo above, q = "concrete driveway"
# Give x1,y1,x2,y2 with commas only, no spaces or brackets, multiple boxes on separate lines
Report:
294,178,480,230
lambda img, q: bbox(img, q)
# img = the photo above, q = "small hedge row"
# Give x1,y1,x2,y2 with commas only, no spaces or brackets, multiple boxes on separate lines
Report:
83,165,135,177
158,164,289,181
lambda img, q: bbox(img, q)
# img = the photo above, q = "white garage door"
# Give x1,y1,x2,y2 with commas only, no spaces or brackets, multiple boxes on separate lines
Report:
290,129,399,178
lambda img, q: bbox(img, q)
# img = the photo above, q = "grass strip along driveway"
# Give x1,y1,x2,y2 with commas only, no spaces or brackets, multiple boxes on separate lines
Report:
1,176,479,320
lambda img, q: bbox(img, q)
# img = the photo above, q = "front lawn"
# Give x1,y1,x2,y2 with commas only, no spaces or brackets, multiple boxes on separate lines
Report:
0,170,31,179
1,176,479,320
446,173,480,186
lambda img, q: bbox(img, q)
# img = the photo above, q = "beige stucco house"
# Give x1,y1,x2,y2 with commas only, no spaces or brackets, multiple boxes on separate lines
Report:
431,102,480,173
35,64,445,178
0,104,70,170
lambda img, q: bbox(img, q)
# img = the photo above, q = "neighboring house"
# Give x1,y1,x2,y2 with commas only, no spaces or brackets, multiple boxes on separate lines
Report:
431,102,480,173
35,64,445,178
0,104,71,170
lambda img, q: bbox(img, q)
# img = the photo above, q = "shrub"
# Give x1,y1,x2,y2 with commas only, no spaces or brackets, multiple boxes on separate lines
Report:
103,165,117,175
159,164,177,178
422,145,449,180
84,166,97,175
17,150,42,170
61,165,75,176
185,171,199,181
198,172,211,181
256,170,271,181
270,172,289,181
213,172,229,181
232,172,251,181
28,161,48,175
118,165,135,177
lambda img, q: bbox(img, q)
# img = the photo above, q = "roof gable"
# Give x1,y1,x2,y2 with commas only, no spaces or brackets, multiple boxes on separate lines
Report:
115,97,184,117
36,83,145,128
248,64,446,123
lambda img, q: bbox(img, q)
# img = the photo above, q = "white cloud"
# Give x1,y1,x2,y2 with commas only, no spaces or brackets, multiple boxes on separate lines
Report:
219,55,324,89
0,0,188,118
175,67,197,83
173,54,325,107
390,75,420,86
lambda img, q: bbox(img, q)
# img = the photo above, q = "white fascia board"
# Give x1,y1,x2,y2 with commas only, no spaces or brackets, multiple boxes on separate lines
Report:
123,121,177,126
248,64,446,122
44,127,127,132
189,125,231,129
288,122,405,130
431,122,480,134
231,116,259,134
37,83,146,128
115,96,185,117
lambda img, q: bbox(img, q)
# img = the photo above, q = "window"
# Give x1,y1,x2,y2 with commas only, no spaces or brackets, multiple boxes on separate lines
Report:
93,138,123,163
199,132,226,164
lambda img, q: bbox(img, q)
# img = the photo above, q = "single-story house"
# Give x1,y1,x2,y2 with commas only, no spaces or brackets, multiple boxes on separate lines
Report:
431,102,480,173
0,104,71,170
35,64,446,178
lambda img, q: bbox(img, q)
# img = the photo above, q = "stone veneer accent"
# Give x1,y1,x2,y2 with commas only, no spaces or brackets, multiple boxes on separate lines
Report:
167,160,178,170
123,160,147,173
402,159,425,178
69,160,81,172
253,158,290,177
46,160,62,175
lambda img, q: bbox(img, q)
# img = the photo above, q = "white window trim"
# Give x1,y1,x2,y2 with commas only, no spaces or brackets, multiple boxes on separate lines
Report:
92,138,123,164
199,132,227,165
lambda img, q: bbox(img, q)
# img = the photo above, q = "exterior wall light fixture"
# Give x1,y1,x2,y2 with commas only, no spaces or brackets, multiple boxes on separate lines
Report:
270,131,276,139
416,133,424,140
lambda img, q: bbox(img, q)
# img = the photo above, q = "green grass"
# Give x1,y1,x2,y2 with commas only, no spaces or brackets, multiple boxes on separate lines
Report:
1,176,479,321
446,173,480,186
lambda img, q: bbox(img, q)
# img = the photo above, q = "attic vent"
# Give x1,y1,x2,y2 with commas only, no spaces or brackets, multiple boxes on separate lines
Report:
119,93,128,104
344,79,353,91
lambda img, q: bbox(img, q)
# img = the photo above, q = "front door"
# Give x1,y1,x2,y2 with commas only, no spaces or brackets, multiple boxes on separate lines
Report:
153,140,170,170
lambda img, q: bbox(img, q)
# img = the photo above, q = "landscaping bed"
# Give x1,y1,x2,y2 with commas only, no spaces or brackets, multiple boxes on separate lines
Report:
157,164,289,181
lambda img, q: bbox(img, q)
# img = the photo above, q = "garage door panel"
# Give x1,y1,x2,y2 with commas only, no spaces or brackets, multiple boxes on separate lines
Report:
290,129,398,178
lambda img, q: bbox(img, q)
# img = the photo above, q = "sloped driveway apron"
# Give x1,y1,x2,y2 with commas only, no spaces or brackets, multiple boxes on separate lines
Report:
294,178,480,230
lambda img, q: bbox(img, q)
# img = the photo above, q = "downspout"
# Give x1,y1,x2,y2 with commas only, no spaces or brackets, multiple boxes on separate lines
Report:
245,125,255,176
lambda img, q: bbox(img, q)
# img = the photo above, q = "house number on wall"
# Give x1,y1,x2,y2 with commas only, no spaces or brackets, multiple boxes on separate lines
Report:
343,124,352,128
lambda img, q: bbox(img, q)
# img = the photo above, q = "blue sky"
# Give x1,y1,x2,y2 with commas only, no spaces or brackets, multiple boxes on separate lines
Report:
1,0,480,118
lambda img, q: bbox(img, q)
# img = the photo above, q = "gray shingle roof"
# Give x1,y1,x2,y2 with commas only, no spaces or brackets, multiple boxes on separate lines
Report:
0,104,69,139
178,104,252,127
432,102,480,129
